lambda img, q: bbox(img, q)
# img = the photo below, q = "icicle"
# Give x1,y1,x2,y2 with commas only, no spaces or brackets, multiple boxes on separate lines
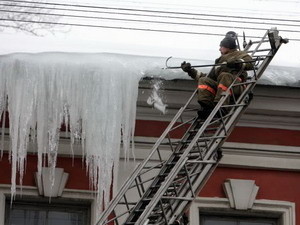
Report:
0,52,184,216
0,99,7,159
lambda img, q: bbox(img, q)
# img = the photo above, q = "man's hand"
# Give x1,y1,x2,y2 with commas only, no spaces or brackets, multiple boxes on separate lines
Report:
181,61,192,73
227,60,242,69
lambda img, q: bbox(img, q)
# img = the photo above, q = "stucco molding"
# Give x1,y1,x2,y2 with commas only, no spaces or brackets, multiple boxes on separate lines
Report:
221,142,300,170
223,179,259,210
118,139,300,171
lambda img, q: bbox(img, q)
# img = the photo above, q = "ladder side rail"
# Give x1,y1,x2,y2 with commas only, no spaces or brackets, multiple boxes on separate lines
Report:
123,118,205,222
100,92,202,224
248,30,269,55
133,100,231,224
131,65,250,222
149,161,217,224
146,140,221,224
218,33,282,114
139,118,205,192
98,28,286,224
210,51,279,144
155,29,286,224
168,157,220,223
189,28,281,192
131,34,279,224
166,91,256,223
209,49,278,148
167,158,210,201
97,91,199,224
239,48,281,101
164,139,227,223
97,164,141,224
161,29,286,222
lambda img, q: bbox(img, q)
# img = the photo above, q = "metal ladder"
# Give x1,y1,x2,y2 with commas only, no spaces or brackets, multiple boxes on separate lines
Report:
97,28,288,225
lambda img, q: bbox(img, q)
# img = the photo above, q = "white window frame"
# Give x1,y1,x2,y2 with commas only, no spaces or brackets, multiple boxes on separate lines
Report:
0,184,98,225
190,197,295,225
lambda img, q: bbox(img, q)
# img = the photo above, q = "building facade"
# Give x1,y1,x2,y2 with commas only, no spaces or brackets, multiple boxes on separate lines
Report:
1,79,300,225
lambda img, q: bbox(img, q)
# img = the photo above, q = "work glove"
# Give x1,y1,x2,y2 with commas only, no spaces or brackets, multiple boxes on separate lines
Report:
226,60,242,70
181,61,192,73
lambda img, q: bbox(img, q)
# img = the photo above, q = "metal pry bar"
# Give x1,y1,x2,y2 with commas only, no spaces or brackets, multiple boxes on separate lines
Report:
163,56,265,70
164,56,226,70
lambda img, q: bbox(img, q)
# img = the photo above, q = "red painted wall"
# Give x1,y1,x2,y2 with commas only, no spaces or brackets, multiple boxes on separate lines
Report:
201,167,300,223
0,153,90,190
135,119,300,146
1,119,300,223
1,154,299,223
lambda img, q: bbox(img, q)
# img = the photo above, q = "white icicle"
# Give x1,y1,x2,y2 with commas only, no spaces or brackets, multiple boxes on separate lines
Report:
0,52,154,216
0,51,298,218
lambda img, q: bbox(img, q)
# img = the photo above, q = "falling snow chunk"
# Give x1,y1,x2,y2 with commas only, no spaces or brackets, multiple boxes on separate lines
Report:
0,52,299,217
147,79,168,114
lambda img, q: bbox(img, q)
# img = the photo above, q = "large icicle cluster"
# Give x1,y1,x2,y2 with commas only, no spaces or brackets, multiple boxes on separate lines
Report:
0,52,166,212
0,51,299,215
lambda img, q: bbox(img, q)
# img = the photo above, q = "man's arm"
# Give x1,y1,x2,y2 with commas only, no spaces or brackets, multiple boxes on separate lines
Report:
227,53,254,71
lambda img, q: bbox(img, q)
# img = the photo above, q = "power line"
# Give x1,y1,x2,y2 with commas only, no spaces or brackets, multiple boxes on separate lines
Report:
0,17,260,37
0,2,300,29
1,0,300,24
1,17,299,41
2,9,300,34
0,0,299,41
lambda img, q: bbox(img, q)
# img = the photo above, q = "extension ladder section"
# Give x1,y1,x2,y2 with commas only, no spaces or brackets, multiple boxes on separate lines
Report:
97,28,287,225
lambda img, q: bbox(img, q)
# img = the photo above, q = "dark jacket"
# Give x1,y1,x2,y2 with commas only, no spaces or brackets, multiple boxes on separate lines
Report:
189,49,253,81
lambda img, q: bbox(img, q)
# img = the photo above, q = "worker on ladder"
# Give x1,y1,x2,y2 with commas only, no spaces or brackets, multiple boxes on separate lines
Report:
181,33,254,119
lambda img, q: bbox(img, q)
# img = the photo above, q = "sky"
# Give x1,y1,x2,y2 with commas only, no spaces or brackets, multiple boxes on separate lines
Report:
1,0,300,67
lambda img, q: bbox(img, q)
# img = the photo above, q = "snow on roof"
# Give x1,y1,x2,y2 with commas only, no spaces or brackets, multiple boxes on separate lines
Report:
0,52,298,215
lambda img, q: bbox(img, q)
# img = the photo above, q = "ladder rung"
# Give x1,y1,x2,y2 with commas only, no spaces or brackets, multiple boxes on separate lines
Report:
252,54,271,58
250,39,269,44
166,161,177,166
133,209,145,213
232,80,256,87
173,150,204,157
189,127,218,133
186,160,217,164
161,196,194,201
198,135,226,141
119,201,138,205
187,155,202,160
246,48,271,53
189,149,207,154
149,186,160,191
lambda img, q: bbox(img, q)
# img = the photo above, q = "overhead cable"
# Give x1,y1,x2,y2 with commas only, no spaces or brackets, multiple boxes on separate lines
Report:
0,2,300,29
2,9,300,34
1,0,300,24
1,17,299,41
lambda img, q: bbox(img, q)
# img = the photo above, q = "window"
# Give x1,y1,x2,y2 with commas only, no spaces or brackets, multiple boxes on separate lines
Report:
201,214,278,225
189,197,295,225
5,198,90,225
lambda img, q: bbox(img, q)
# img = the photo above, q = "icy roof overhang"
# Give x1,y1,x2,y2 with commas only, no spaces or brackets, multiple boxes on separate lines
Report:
0,51,298,215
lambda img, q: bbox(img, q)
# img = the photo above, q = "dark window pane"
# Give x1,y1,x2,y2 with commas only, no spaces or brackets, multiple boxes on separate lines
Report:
203,218,236,225
241,222,275,225
201,214,277,225
5,199,89,225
